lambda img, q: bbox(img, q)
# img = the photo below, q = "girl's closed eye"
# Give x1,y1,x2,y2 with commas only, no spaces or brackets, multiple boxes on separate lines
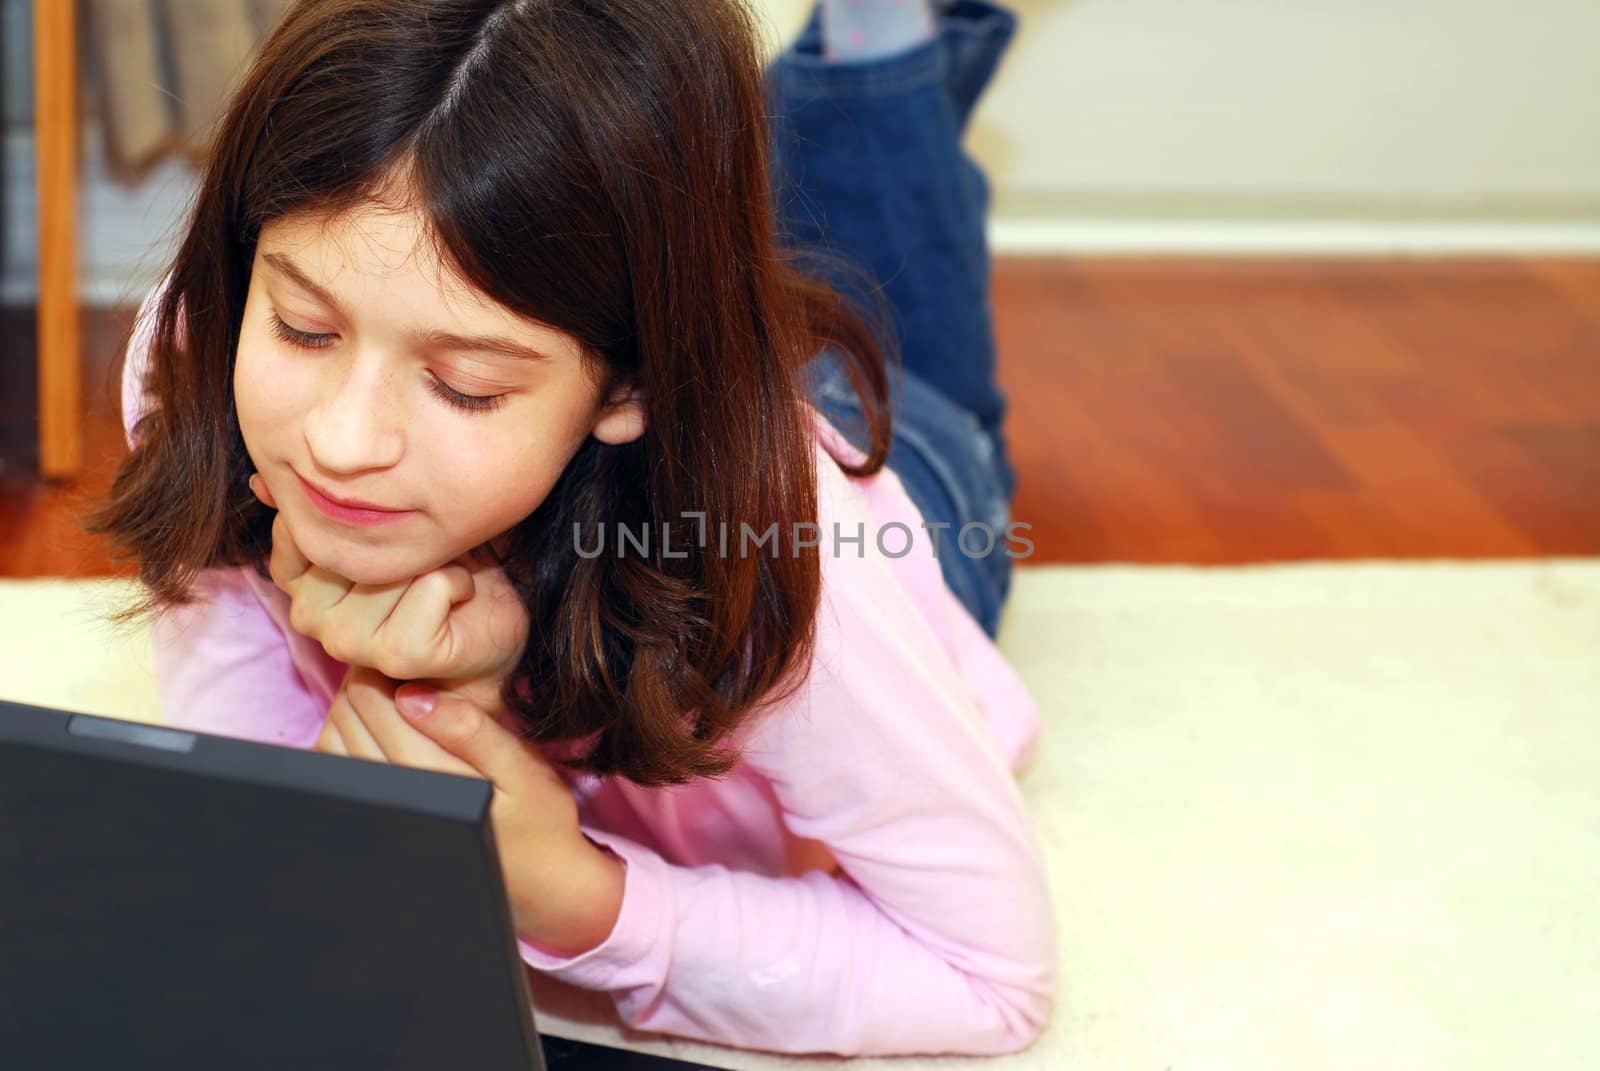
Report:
268,310,334,350
267,311,508,414
423,372,508,414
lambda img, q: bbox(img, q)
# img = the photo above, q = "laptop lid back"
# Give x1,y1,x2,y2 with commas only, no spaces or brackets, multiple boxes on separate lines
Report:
0,700,545,1070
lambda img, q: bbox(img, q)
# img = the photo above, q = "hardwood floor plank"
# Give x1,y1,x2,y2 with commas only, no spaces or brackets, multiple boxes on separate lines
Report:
2,257,1597,577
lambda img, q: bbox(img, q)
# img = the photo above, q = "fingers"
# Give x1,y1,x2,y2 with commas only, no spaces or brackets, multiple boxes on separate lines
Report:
294,562,485,682
248,474,312,591
395,686,555,795
253,472,418,671
342,668,480,778
298,575,411,664
257,479,525,685
314,716,349,756
326,679,388,763
263,503,411,660
374,565,475,676
267,508,317,592
247,473,278,510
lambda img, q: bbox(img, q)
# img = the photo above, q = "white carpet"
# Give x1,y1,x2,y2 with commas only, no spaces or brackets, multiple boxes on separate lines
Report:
3,561,1597,1070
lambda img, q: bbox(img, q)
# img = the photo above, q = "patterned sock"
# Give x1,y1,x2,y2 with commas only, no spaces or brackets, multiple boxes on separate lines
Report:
819,0,937,62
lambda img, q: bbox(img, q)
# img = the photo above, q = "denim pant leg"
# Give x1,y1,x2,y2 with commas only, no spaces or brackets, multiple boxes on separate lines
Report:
766,2,1023,637
809,351,1018,637
765,0,1020,503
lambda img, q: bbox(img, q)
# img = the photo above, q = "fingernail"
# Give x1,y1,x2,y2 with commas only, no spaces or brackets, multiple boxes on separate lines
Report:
248,474,279,510
396,688,438,719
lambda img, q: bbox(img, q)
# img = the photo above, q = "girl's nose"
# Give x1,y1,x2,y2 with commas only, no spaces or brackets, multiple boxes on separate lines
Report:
301,354,404,475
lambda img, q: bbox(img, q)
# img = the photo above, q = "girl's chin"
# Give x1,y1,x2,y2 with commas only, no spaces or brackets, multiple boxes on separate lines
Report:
302,536,466,586
339,566,417,587
302,543,435,587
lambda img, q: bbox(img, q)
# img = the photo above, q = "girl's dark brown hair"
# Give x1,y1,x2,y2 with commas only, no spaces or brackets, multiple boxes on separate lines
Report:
87,0,894,786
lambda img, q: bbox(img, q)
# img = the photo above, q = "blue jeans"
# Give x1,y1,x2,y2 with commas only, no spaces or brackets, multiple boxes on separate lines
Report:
765,0,1021,637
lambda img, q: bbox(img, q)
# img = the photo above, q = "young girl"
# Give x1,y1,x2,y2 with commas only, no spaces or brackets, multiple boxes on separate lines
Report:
93,0,1054,1056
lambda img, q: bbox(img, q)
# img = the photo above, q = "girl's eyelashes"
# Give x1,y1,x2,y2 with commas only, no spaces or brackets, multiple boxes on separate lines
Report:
268,311,334,350
424,372,508,414
267,310,508,415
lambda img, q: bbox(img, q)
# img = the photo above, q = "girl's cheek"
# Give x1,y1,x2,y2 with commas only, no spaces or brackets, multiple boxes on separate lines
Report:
235,345,309,431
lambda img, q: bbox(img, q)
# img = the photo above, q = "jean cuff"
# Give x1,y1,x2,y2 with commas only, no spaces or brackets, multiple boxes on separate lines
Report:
771,0,1018,101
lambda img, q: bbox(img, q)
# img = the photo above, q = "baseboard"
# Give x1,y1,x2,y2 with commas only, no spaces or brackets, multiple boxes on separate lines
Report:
11,216,1594,307
988,217,1600,256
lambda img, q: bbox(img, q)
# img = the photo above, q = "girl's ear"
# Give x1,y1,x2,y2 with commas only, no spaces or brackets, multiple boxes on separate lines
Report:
591,380,647,445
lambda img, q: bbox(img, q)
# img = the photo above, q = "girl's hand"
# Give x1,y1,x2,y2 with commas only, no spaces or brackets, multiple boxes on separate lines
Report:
318,665,624,957
251,474,529,710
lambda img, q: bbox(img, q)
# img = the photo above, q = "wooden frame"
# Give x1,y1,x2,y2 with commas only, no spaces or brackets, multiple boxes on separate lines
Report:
34,0,81,479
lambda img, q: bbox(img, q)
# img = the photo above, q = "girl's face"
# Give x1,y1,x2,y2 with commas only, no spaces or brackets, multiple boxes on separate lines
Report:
235,200,645,585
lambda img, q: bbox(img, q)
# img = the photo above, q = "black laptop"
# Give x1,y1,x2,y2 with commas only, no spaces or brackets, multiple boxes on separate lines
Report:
0,699,718,1070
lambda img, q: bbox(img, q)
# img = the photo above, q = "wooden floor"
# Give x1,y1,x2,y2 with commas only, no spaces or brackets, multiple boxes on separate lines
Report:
2,257,1598,578
995,257,1599,562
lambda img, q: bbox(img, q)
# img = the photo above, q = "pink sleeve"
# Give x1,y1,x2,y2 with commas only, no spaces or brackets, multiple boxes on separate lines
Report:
941,578,1043,773
120,275,167,452
120,274,329,748
516,562,1057,1056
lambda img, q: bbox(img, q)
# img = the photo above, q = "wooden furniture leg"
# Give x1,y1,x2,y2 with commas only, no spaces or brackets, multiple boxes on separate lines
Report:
34,0,81,479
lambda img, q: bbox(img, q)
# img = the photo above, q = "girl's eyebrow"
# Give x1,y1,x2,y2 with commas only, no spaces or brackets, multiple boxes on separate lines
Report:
260,251,554,363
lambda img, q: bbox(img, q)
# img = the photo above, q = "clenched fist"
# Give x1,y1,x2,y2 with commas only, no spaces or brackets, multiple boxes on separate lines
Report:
250,474,529,713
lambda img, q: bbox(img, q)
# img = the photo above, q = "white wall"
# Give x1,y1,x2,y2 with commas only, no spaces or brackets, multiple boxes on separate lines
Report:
758,0,1600,251
1,126,198,305
9,0,1600,304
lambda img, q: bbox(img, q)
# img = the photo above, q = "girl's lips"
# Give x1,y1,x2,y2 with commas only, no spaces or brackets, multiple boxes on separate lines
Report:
296,473,415,526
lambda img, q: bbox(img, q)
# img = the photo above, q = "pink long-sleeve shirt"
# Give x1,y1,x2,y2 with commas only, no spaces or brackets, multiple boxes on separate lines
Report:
121,284,1056,1057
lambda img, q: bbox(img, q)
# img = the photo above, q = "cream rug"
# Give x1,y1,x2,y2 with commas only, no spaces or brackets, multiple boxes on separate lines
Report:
3,561,1597,1071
